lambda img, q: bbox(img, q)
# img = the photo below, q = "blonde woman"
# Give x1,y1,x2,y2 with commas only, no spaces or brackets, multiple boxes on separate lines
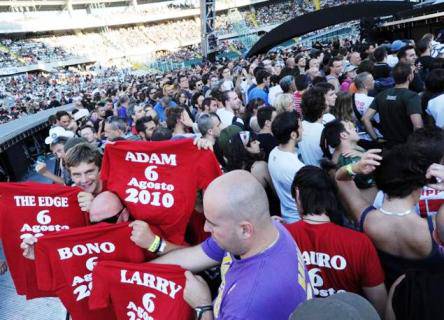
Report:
274,93,295,114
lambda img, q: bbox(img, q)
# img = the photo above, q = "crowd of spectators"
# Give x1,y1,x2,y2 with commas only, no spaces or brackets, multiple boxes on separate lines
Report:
0,0,362,69
1,25,444,320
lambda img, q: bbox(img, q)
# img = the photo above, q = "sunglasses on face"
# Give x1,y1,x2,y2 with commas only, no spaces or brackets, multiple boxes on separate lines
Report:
100,206,125,224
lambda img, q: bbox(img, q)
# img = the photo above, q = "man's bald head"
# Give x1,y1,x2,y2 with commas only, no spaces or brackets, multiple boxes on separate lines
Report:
89,191,127,223
204,170,270,226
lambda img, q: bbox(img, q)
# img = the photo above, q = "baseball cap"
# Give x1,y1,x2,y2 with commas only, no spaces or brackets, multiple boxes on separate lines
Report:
391,40,406,53
344,64,357,73
72,108,90,121
289,292,380,320
44,126,74,145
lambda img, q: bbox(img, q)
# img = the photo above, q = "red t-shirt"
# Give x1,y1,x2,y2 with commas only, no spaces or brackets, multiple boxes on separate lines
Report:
90,261,193,320
34,222,146,320
100,139,221,244
285,221,384,297
0,182,88,299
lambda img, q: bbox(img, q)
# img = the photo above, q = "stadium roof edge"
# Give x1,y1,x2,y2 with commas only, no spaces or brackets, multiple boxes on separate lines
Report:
246,1,414,57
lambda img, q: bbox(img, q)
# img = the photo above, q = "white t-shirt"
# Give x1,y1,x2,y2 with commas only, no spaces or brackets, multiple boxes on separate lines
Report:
268,147,305,223
426,94,444,128
387,55,399,68
354,93,375,117
216,108,244,128
299,120,324,167
322,113,336,124
221,80,234,91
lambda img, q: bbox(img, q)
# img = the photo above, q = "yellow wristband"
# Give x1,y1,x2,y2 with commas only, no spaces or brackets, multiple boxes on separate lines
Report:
147,235,161,252
345,164,356,177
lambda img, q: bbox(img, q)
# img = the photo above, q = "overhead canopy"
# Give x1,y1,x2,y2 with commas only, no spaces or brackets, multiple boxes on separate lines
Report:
246,1,414,58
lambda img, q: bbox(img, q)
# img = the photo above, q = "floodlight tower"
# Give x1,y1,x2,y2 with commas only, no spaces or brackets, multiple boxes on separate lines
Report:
200,0,217,60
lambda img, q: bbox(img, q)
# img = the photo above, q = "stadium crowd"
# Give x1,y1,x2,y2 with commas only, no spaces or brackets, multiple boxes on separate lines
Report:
1,24,444,319
0,0,361,69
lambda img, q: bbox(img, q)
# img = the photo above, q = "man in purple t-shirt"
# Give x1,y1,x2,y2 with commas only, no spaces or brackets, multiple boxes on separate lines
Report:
153,170,312,320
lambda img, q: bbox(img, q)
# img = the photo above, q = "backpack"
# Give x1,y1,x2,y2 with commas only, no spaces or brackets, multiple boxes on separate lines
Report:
218,117,245,159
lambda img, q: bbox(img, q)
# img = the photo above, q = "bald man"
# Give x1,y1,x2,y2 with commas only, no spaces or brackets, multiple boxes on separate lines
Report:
89,191,129,223
153,170,312,320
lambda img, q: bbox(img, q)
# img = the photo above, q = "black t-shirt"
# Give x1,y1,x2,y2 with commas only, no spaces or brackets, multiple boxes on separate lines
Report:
409,73,425,93
373,62,391,79
369,87,422,146
256,133,278,162
417,55,435,81
417,55,434,71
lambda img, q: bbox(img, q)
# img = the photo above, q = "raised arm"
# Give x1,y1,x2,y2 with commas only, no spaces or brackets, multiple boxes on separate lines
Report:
335,149,382,222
